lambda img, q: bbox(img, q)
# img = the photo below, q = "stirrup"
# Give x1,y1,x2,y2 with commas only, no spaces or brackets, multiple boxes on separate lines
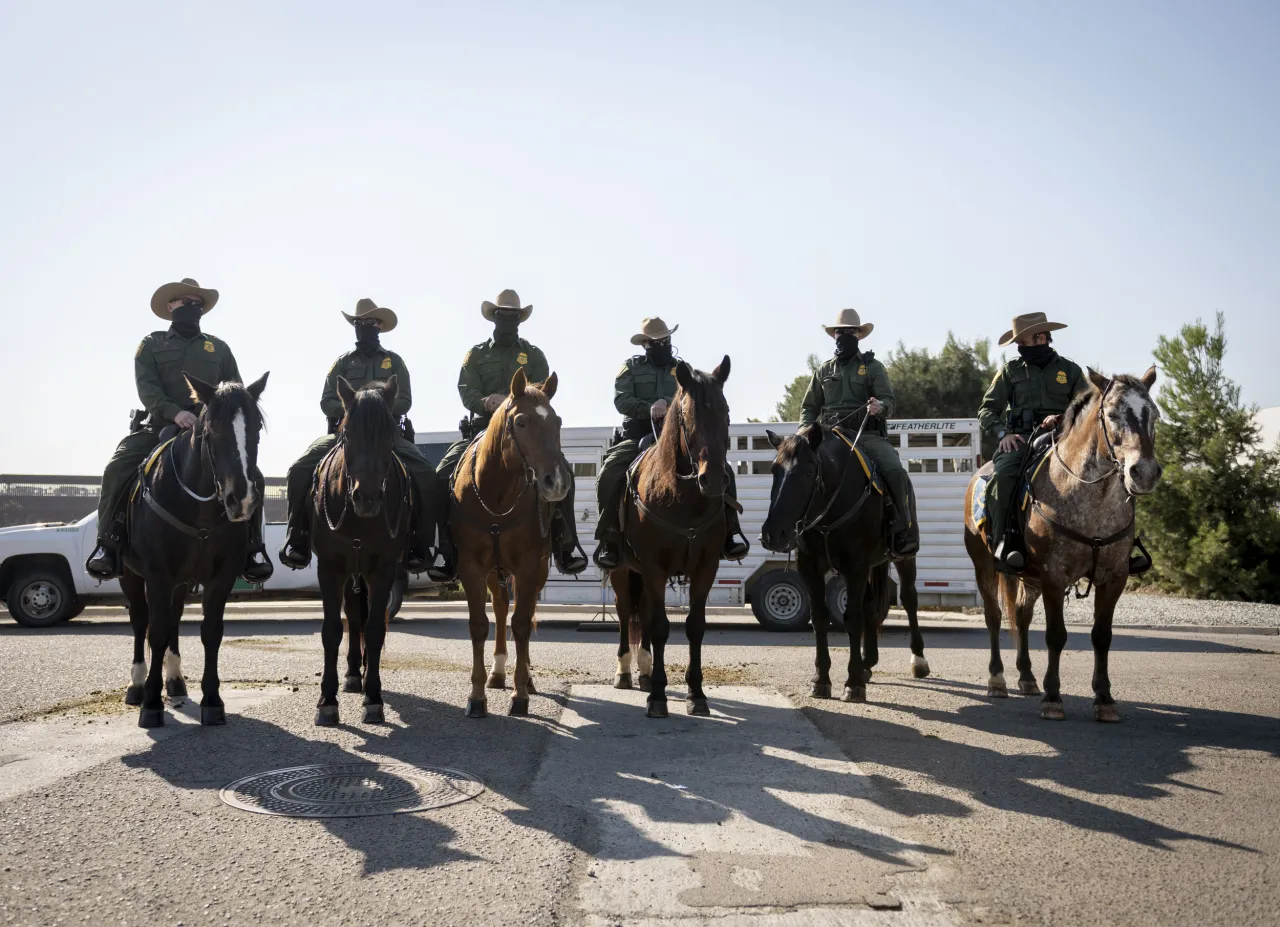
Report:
891,531,919,558
593,540,622,571
241,549,274,584
556,543,589,575
86,545,121,581
995,538,1026,572
721,536,750,561
404,542,429,574
277,531,311,570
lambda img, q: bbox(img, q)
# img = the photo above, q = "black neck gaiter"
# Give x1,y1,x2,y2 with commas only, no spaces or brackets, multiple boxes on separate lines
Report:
645,342,673,367
169,304,202,339
493,319,519,347
834,332,860,364
355,322,381,353
1018,343,1057,368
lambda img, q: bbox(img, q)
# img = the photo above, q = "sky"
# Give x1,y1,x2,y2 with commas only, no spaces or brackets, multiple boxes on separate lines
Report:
2,1,1277,476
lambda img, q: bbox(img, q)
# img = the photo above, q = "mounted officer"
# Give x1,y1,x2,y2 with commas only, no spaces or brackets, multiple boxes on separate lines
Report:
435,289,588,575
592,317,750,570
977,312,1087,570
86,278,272,582
278,298,454,580
799,308,919,558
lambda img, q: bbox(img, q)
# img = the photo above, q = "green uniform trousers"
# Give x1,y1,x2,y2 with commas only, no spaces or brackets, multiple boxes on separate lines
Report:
852,435,916,539
593,438,741,540
96,429,265,546
984,442,1030,540
285,434,441,547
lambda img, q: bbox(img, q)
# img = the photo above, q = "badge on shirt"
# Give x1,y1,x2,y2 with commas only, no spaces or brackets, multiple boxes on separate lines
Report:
1056,370,1067,385
381,357,392,370
858,365,867,376
203,341,215,353
517,352,528,365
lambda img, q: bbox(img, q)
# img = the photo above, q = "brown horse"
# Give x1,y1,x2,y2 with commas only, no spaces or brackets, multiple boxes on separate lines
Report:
964,366,1161,721
451,368,569,718
609,357,734,718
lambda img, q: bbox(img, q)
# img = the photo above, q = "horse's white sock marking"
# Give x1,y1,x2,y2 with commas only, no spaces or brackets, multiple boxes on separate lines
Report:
637,650,653,675
617,651,633,676
911,654,929,671
988,672,1006,688
163,649,182,681
130,663,145,686
231,409,251,502
491,652,507,676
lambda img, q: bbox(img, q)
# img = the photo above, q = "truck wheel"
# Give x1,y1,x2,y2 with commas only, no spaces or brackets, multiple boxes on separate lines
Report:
6,569,76,628
750,570,811,632
388,577,406,621
824,576,847,631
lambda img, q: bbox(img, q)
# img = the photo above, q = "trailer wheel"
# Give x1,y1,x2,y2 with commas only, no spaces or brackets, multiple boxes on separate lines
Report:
750,570,811,631
824,576,847,631
5,569,76,628
388,576,406,621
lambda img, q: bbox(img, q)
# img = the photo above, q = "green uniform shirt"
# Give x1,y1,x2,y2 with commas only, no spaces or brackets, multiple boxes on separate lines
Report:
799,352,895,433
614,355,679,422
321,347,412,422
134,329,241,426
978,354,1087,437
457,337,550,417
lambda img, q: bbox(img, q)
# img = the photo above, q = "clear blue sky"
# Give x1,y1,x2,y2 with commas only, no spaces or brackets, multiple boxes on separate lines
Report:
2,2,1277,475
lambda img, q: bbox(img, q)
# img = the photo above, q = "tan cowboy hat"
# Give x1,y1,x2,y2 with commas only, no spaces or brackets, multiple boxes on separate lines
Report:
342,297,398,332
150,278,219,320
481,288,533,323
629,316,679,345
998,311,1067,347
821,308,873,339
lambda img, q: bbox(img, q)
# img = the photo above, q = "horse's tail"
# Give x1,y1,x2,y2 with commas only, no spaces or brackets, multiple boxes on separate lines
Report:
999,575,1019,634
868,562,893,630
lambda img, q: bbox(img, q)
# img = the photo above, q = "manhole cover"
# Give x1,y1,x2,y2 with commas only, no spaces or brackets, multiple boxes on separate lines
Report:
219,763,485,818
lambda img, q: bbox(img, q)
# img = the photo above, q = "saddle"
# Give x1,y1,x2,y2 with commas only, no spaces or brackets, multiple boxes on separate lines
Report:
970,431,1055,547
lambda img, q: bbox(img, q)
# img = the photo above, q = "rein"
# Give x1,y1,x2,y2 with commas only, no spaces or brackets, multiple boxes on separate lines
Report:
792,415,877,566
140,430,229,542
315,434,411,563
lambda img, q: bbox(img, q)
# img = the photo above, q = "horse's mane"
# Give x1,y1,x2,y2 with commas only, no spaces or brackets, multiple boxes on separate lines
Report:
339,381,395,443
647,367,727,505
194,381,266,445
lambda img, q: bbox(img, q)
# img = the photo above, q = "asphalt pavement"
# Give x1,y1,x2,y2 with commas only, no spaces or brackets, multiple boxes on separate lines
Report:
0,605,1277,926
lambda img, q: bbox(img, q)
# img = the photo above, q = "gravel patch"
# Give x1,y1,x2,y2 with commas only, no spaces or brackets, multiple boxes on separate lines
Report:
1058,591,1280,628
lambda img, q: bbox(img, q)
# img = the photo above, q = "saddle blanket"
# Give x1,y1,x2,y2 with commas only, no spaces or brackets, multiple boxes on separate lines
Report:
970,446,1052,539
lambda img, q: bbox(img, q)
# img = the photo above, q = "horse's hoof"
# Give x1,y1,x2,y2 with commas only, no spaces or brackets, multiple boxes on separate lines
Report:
1019,679,1042,696
200,705,226,726
124,685,144,706
165,678,187,699
841,686,867,703
686,697,710,716
466,698,487,719
314,705,340,727
138,708,164,729
987,674,1008,698
1041,701,1066,721
862,668,874,684
614,673,633,690
486,674,506,690
510,696,529,716
1094,704,1121,723
362,703,385,724
646,699,668,719
638,675,652,692
342,675,363,693
526,679,537,695
910,656,931,679
810,682,832,699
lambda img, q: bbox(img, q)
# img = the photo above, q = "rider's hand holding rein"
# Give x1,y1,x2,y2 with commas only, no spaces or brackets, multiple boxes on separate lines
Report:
174,410,198,430
483,393,506,413
866,397,883,417
1042,414,1060,430
651,398,668,417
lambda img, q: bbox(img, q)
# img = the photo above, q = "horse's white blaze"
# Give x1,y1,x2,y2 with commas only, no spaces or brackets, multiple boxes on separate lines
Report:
163,649,182,681
911,654,929,672
231,409,251,497
535,405,549,419
781,457,796,472
1119,391,1151,434
130,662,145,686
637,649,653,675
491,652,507,676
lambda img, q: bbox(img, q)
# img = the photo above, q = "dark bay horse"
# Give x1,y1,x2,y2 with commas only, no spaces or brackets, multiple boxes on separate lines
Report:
120,373,269,728
312,376,411,726
452,369,568,718
609,357,736,719
964,367,1161,721
760,423,928,703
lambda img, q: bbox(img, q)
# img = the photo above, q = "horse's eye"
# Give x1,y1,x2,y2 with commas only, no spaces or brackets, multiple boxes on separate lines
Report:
515,414,527,428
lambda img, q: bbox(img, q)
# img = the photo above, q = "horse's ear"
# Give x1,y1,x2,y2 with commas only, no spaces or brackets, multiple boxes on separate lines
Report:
541,372,558,400
765,429,782,449
382,374,399,410
1087,367,1110,392
246,372,269,402
185,373,217,406
675,361,694,391
336,376,356,411
712,354,731,385
510,367,528,397
1141,365,1157,389
801,423,824,450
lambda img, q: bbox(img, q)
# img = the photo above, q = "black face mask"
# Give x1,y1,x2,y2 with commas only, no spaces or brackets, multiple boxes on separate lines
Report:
834,331,859,363
1018,343,1056,368
645,340,673,367
169,301,203,338
355,322,381,351
493,310,520,347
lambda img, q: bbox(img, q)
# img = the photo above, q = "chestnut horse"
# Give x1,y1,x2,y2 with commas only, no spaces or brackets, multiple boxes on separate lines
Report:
452,369,569,718
964,367,1161,721
609,357,735,719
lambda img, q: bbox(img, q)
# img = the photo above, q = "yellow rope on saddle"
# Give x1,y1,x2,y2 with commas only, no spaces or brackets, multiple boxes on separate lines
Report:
830,427,884,495
129,434,181,504
1019,451,1052,511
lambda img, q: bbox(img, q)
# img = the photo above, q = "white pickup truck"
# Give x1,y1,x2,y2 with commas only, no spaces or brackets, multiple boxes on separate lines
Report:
0,514,425,627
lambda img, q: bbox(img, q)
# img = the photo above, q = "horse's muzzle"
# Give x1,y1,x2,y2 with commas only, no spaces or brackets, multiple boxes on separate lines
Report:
759,528,796,554
351,485,384,518
536,467,569,503
223,488,258,523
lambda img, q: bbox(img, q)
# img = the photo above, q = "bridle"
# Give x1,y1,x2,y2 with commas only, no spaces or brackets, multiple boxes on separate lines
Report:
1049,379,1125,486
317,428,408,540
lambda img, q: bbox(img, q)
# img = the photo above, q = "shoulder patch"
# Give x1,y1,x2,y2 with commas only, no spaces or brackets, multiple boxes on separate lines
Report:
616,363,630,378
463,349,473,365
136,339,146,358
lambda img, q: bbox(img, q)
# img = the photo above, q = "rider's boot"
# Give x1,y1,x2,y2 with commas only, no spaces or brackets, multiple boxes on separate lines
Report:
426,522,458,583
887,474,920,558
403,533,429,575
278,502,312,571
593,531,623,571
1127,536,1153,576
86,515,126,580
994,530,1026,572
241,504,274,584
721,504,750,560
552,500,588,575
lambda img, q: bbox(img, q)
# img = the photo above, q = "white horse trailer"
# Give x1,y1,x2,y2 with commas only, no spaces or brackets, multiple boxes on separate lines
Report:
417,419,980,628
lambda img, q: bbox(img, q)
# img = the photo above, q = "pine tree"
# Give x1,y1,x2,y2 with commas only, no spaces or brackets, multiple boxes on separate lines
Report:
1138,312,1280,601
771,354,821,422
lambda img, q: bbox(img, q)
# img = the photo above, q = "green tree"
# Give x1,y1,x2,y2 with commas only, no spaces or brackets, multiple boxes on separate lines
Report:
1138,312,1280,602
882,332,996,418
770,354,820,422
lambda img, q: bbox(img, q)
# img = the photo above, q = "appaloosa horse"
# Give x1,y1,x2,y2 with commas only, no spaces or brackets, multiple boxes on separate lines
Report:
759,421,929,702
311,376,411,726
452,369,569,718
964,367,1161,721
609,357,738,719
119,373,269,728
